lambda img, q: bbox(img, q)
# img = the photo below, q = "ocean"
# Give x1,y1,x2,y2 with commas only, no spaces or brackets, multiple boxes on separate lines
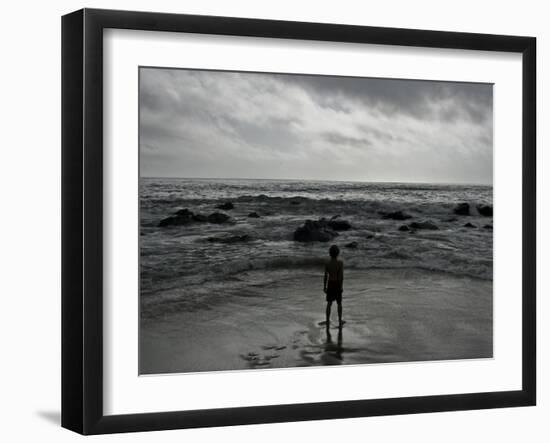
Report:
139,178,493,373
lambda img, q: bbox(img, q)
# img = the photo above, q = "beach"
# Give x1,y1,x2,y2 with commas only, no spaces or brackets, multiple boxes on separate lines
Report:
140,178,493,374
140,268,492,374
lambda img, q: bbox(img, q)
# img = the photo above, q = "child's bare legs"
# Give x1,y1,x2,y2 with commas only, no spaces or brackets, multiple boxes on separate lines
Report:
326,301,343,326
326,301,333,324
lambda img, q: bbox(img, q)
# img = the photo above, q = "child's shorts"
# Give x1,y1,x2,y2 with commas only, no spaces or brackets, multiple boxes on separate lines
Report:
326,280,343,304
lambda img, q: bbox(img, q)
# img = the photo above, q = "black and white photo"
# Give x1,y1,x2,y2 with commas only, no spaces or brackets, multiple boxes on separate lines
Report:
139,67,494,374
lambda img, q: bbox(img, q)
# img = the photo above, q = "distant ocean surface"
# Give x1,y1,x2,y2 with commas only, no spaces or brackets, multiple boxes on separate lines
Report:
140,178,493,320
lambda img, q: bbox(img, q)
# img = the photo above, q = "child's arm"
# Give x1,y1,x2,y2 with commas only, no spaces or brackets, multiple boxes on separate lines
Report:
338,262,344,288
323,266,328,293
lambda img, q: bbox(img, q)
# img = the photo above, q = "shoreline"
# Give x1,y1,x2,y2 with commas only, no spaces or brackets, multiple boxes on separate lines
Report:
140,268,493,375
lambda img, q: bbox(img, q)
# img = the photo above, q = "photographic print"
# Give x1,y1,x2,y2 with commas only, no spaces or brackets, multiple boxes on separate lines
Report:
139,67,493,375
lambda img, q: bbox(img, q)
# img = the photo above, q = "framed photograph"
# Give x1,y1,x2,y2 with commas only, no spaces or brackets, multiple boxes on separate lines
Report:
61,8,536,435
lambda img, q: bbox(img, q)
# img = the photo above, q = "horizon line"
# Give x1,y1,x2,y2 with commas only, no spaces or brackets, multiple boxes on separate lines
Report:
140,175,493,187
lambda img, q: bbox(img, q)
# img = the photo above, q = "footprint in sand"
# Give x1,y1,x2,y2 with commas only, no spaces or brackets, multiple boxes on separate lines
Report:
240,352,260,362
261,344,286,351
242,348,283,368
253,360,270,367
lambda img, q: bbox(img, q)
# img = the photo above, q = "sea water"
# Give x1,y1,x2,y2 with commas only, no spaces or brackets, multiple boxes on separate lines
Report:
140,178,493,321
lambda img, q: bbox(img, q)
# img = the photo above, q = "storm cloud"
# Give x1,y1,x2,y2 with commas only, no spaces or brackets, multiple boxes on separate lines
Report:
139,68,493,184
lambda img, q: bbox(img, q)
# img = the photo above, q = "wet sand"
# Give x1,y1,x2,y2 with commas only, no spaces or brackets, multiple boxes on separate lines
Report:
140,268,492,374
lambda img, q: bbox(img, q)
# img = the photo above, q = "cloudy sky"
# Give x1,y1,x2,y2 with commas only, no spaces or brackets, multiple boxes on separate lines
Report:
139,68,493,185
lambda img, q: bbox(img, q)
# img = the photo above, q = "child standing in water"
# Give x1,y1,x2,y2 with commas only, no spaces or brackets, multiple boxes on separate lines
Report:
324,245,344,327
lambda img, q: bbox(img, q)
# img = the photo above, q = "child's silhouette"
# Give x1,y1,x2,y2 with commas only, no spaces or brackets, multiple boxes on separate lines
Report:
324,245,344,327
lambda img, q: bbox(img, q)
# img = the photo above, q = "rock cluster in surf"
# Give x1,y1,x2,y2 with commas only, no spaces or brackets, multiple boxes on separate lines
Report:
158,208,231,227
452,202,493,217
157,198,492,244
293,217,352,242
477,204,493,216
453,202,471,216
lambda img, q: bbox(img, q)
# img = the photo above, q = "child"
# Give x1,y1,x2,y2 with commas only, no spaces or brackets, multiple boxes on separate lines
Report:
324,244,344,327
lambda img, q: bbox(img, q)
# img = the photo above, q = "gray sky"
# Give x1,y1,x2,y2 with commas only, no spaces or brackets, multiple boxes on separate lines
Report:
139,68,493,185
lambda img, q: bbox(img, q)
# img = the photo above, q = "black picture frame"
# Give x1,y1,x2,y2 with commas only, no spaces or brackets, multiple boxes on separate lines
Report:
61,8,536,435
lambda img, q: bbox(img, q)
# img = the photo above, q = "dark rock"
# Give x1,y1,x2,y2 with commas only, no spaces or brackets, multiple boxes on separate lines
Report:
175,208,194,217
345,241,358,249
216,202,234,210
207,212,231,224
294,219,339,242
208,234,251,244
158,216,178,227
483,224,493,230
290,200,301,205
453,203,470,216
477,204,493,217
192,213,208,222
248,212,261,218
409,221,439,230
331,215,341,220
381,210,413,221
398,225,410,232
158,208,196,227
464,222,477,228
327,219,352,231
159,208,231,227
